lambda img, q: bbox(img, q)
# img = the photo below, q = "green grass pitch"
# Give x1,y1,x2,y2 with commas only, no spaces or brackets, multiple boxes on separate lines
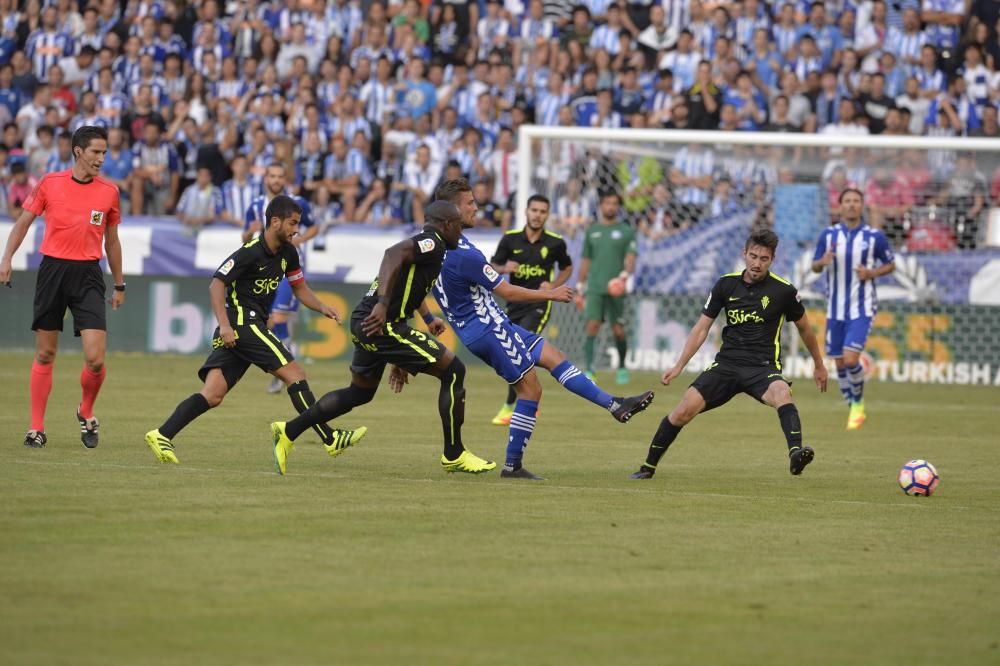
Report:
1,351,998,665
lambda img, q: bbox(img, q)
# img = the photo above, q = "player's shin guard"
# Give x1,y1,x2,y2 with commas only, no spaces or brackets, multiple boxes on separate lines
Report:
30,361,54,431
644,415,682,469
285,383,376,441
549,360,614,408
79,365,106,420
836,367,851,404
505,399,538,470
846,364,864,404
438,357,466,460
159,393,211,439
777,403,803,452
286,380,335,445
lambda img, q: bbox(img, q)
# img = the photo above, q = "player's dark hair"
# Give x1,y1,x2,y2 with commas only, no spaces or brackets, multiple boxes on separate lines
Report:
839,187,864,203
598,189,622,204
526,194,550,208
425,200,459,227
745,229,779,254
434,177,472,204
71,125,108,157
265,195,302,227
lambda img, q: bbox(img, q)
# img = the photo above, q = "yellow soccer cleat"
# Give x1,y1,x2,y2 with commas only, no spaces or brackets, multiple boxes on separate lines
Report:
847,401,866,431
491,404,514,426
271,421,295,475
325,426,368,458
441,450,497,474
145,429,179,464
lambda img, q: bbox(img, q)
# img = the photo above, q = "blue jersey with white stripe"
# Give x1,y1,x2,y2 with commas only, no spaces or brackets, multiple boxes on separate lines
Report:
813,222,894,321
432,235,507,344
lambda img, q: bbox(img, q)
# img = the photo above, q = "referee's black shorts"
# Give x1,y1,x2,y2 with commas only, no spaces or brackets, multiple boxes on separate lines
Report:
198,322,295,388
32,256,106,336
507,302,551,335
348,313,448,378
690,362,788,412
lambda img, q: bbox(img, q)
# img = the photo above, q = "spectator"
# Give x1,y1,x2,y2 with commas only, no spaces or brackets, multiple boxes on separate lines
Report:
102,126,133,212
221,154,257,226
44,131,73,172
131,119,179,215
26,123,54,178
686,60,722,129
176,165,226,231
7,158,35,214
398,143,440,224
356,177,402,226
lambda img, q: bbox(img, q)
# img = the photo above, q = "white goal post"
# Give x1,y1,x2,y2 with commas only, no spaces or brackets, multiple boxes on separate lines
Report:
514,125,1000,386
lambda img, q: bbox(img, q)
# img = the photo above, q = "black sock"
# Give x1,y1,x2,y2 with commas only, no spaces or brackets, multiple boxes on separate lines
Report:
286,384,376,441
505,385,516,406
287,380,335,445
616,337,628,368
439,359,466,461
160,393,211,439
777,404,802,452
644,415,682,469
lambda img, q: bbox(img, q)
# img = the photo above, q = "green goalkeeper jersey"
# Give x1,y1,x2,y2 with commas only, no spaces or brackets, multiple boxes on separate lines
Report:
582,221,637,295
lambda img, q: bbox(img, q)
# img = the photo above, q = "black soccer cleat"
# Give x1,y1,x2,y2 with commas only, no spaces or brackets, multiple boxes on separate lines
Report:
24,430,47,449
789,446,814,476
611,391,655,423
500,465,546,480
77,408,100,449
629,465,656,480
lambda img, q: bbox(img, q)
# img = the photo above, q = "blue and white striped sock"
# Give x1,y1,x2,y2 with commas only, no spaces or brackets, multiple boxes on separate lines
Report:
549,360,614,409
847,364,864,404
837,367,851,404
505,399,538,469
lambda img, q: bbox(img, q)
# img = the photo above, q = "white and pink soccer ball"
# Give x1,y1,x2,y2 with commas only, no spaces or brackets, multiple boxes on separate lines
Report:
898,460,939,497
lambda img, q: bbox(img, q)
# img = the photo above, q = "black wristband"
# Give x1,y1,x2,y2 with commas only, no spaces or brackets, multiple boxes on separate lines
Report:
114,284,126,292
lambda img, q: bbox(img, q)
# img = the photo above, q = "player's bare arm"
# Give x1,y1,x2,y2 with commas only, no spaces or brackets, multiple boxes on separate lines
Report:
662,314,715,386
794,312,829,392
542,264,574,290
242,221,262,243
290,280,340,322
854,260,895,281
361,238,417,336
208,278,236,348
0,209,38,285
104,221,125,310
811,250,835,273
493,280,574,303
417,302,447,335
492,259,520,274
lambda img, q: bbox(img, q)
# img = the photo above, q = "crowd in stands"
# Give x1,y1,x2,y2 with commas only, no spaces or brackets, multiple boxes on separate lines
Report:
0,0,998,248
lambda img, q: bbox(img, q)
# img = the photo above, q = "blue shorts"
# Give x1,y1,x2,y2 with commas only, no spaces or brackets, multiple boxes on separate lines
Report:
826,317,872,357
270,278,299,314
465,322,544,384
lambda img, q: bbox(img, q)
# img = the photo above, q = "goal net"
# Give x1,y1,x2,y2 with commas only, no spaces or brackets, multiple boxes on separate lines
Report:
515,127,1000,386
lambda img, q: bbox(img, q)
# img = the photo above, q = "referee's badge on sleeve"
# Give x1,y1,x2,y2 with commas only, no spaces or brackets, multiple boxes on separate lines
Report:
90,210,104,226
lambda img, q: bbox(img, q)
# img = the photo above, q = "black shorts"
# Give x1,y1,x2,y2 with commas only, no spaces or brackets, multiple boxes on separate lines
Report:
508,302,552,334
349,313,448,378
198,322,294,388
32,256,106,336
690,362,788,412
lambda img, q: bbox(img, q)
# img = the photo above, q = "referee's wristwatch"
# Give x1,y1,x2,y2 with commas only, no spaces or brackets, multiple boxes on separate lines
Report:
114,283,126,292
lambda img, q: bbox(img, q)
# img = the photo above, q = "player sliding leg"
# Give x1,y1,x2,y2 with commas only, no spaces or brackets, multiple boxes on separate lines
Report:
630,230,829,479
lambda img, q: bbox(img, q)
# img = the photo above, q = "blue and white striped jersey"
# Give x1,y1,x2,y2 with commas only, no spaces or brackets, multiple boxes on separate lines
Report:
221,179,259,222
244,193,314,234
432,235,507,344
813,222,894,321
26,30,73,82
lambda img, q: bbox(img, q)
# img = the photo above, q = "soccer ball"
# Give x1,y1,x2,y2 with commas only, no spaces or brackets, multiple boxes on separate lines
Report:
898,460,939,496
